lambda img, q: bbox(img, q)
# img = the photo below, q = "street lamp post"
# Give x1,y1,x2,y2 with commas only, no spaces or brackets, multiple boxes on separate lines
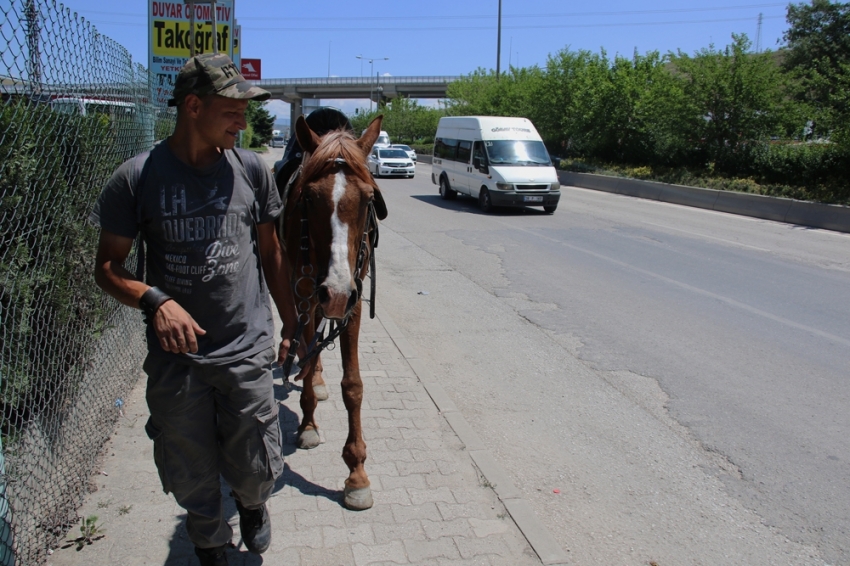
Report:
356,55,389,112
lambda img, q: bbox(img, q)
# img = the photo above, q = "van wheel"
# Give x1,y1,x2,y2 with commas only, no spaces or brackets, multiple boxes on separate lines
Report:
544,205,557,214
439,176,457,200
479,188,493,212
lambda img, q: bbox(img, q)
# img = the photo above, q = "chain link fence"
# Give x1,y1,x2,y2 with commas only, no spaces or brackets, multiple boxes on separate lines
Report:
1,1,175,563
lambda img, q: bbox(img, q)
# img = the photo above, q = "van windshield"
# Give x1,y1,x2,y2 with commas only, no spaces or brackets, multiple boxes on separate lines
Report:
484,140,551,166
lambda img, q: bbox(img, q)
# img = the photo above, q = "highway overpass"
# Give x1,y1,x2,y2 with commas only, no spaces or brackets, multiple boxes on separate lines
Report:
254,76,459,124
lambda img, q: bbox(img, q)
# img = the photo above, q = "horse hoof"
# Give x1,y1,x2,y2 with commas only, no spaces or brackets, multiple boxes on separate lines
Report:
313,384,329,401
297,429,321,449
343,486,373,510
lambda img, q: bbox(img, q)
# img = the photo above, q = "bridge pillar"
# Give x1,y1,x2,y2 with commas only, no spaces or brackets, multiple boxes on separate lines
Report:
289,98,302,128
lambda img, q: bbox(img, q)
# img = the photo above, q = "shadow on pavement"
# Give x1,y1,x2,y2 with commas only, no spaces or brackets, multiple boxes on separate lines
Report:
165,512,264,566
410,193,550,215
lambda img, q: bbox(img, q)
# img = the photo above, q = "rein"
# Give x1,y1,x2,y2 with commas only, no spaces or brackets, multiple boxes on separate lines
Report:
281,159,380,382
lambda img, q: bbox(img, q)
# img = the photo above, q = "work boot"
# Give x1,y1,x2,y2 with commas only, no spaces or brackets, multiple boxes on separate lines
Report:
194,544,229,566
235,500,271,554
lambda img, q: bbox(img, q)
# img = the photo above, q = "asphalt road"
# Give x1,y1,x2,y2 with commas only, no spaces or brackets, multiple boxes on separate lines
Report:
261,150,850,564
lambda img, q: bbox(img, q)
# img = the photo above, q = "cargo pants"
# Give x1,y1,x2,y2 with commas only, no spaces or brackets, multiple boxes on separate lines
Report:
143,346,284,549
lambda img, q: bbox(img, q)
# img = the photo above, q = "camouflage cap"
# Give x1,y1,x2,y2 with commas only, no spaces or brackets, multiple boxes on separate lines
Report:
167,53,270,107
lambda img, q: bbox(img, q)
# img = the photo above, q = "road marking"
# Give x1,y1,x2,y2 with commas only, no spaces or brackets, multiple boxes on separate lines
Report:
641,221,772,252
495,220,850,349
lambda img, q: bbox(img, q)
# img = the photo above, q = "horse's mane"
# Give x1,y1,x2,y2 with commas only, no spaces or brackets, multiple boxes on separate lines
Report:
300,130,373,188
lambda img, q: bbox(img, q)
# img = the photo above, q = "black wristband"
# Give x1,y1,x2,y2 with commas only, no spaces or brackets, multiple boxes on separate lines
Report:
139,286,172,323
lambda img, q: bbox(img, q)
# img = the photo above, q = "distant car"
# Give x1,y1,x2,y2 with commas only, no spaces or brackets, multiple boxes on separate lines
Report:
368,147,415,178
391,144,417,161
270,136,286,148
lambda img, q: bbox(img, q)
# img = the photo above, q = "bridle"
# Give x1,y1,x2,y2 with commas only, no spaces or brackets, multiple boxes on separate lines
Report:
280,157,381,382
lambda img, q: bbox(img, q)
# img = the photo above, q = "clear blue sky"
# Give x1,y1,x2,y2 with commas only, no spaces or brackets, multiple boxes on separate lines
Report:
65,0,793,120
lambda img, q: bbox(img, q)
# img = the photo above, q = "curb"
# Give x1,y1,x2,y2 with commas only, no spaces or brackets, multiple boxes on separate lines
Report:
557,170,850,234
375,304,570,566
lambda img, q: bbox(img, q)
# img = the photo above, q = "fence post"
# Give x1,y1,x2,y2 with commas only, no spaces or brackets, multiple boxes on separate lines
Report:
0,438,13,566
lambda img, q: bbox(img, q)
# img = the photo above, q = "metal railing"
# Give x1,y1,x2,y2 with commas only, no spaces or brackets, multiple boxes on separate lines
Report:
0,1,174,563
256,75,460,87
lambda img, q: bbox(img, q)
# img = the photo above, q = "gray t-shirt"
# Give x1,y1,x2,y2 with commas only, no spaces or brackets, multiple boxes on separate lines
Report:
90,141,282,365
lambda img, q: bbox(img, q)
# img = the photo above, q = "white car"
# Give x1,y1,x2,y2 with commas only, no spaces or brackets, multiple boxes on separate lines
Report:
391,144,417,162
368,147,415,178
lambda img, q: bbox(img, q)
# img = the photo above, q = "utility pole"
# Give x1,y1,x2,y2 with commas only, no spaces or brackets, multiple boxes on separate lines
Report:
496,0,502,81
756,13,763,53
356,55,388,112
25,0,41,89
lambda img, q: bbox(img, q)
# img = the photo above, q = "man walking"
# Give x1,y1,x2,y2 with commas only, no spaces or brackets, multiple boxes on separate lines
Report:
90,53,295,565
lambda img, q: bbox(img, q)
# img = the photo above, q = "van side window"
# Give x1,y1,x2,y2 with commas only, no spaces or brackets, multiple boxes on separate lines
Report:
472,141,487,165
435,137,458,161
457,140,472,164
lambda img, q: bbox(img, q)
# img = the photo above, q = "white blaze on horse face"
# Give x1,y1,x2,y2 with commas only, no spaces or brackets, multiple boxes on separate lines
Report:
325,171,353,295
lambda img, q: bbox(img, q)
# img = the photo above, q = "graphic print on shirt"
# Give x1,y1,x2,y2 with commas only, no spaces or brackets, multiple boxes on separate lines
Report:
157,181,248,295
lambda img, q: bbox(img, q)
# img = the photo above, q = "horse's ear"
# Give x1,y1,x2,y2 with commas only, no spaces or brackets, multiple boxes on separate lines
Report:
295,115,321,153
357,115,383,156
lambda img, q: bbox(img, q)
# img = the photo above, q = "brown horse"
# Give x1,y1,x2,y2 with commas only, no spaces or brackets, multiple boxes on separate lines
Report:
277,115,386,510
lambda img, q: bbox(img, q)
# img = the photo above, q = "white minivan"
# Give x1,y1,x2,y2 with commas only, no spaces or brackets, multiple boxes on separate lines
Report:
431,116,560,213
363,129,391,148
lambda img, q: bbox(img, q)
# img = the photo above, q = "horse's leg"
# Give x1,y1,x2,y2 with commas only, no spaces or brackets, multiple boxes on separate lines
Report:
339,306,372,510
297,324,323,450
312,354,329,401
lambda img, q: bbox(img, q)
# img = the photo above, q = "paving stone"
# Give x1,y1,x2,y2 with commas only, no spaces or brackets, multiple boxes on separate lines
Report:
391,501,442,523
374,487,412,506
300,544,356,566
407,486,456,506
468,517,512,538
352,540,408,565
397,459,439,476
295,508,346,529
378,473,427,490
422,517,473,539
403,537,462,562
322,523,376,547
455,534,513,559
372,520,426,545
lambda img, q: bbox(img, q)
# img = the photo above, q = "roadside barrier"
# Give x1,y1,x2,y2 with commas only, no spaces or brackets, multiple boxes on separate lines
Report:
557,171,850,234
0,2,174,563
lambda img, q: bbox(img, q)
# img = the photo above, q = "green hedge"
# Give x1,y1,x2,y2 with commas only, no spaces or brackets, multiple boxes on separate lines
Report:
0,100,138,437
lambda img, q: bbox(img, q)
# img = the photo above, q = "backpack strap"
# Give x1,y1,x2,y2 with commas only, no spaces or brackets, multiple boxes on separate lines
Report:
131,151,153,282
228,148,267,292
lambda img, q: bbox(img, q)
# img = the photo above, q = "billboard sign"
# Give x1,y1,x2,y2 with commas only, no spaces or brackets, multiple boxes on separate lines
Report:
241,58,261,80
148,0,235,106
232,22,241,70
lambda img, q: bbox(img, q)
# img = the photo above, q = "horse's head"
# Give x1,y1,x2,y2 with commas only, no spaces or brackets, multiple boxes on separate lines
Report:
293,114,384,320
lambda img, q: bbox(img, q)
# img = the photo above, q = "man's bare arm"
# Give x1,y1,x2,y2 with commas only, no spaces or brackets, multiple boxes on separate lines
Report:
93,229,205,353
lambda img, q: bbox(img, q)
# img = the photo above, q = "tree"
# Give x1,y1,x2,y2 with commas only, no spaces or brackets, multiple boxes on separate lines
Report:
350,98,443,144
670,34,789,169
246,101,275,147
782,0,850,141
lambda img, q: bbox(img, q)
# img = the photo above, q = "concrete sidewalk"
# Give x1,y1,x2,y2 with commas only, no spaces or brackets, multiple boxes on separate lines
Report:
45,305,561,566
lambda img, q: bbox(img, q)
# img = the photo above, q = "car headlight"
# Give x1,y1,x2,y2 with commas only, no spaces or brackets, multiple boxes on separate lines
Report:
496,183,513,190
550,182,560,191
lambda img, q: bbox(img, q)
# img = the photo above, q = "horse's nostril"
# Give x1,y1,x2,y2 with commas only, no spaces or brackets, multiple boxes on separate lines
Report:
317,285,330,304
346,288,359,312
